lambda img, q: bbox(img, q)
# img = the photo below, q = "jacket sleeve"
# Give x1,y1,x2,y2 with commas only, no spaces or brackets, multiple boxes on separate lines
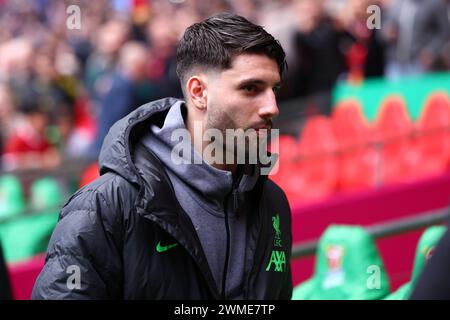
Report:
32,180,125,300
280,207,293,300
282,184,293,300
280,265,293,300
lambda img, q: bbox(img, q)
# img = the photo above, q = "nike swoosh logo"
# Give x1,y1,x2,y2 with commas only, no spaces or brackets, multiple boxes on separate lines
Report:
156,241,179,253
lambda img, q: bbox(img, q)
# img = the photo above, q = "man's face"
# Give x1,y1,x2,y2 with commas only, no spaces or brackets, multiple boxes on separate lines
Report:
204,53,281,159
29,112,49,135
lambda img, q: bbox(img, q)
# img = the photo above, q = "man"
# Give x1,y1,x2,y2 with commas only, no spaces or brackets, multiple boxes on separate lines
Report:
382,0,450,79
410,221,450,299
2,89,61,170
32,13,292,300
89,41,151,158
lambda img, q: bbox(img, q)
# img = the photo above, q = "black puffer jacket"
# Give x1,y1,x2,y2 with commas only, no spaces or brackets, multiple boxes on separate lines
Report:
31,98,292,299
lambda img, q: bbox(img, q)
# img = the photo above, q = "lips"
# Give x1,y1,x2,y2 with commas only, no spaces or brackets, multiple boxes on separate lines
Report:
254,128,270,134
252,121,272,131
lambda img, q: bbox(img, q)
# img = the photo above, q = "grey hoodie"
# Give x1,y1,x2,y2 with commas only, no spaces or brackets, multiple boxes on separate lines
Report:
142,100,259,298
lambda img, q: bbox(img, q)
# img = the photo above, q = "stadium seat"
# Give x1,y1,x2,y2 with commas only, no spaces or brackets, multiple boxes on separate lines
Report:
0,175,25,220
331,100,380,191
414,92,450,178
269,135,299,197
281,116,338,205
385,225,446,300
273,134,299,164
292,225,390,300
269,134,299,175
373,95,420,184
0,177,62,263
331,100,368,150
30,177,63,213
79,162,100,188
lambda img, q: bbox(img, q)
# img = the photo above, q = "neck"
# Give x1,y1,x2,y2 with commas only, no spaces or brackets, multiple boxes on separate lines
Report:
211,161,238,175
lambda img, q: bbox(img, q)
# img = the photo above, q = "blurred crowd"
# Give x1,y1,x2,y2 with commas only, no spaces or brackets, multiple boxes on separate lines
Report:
0,0,449,171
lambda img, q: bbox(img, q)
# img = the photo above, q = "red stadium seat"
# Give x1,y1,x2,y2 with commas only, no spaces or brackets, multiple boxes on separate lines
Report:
283,116,338,205
373,95,420,184
415,92,450,177
331,100,380,191
274,134,299,164
332,100,367,149
269,135,299,196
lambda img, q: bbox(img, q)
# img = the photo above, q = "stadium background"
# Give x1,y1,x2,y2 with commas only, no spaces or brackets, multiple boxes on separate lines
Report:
0,0,449,299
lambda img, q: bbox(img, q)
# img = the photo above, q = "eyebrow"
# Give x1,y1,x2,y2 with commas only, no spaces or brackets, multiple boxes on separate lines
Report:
237,78,281,88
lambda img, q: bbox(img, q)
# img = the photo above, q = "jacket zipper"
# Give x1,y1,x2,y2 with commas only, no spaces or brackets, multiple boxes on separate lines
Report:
243,181,266,299
134,145,222,298
221,195,230,299
221,178,240,299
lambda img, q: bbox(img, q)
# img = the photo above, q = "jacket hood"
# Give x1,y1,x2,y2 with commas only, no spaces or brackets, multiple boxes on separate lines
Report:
98,98,185,222
98,97,178,184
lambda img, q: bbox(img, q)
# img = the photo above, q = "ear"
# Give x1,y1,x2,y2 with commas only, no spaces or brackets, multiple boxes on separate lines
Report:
186,75,208,111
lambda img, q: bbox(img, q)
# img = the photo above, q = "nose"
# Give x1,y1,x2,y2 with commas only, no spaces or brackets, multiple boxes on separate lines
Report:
258,90,279,120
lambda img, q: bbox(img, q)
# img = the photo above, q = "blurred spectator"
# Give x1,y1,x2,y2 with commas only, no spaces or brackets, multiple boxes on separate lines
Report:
0,38,33,85
145,14,183,100
258,0,299,99
441,0,450,69
56,96,96,159
84,19,130,110
284,0,353,98
2,90,61,170
89,41,150,158
383,0,450,79
337,0,387,80
0,84,16,161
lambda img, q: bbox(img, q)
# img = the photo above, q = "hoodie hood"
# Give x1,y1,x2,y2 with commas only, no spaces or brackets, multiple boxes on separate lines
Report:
98,98,184,220
98,97,177,184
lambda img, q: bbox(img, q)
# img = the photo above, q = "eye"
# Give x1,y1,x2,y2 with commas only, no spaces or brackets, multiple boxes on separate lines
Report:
273,86,281,96
242,84,256,93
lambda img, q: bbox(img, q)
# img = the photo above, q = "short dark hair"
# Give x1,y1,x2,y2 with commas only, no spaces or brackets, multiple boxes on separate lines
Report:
176,12,286,86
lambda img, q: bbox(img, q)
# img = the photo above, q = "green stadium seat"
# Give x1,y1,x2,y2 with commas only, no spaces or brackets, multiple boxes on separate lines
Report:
0,177,62,263
292,225,390,300
0,175,25,220
30,177,64,213
385,225,446,300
